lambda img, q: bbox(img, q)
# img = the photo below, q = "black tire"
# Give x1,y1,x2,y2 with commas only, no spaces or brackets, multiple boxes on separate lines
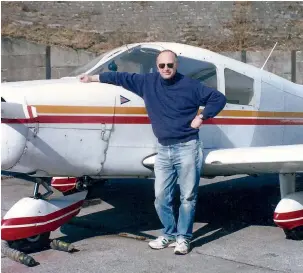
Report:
8,232,51,252
284,227,303,240
62,178,108,196
62,189,79,196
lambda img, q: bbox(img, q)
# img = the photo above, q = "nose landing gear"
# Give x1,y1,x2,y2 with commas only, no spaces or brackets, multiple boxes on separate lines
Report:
1,176,88,266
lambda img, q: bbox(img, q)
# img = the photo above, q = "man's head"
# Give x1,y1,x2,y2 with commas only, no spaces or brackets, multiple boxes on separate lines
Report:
156,50,178,79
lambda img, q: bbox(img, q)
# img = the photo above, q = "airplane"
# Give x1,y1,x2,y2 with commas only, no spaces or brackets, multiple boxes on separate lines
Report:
1,42,303,251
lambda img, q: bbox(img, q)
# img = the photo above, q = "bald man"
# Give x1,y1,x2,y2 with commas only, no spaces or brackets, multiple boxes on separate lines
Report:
80,50,226,254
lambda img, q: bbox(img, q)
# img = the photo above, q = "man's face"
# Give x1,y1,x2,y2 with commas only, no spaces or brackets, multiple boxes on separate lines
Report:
157,52,178,80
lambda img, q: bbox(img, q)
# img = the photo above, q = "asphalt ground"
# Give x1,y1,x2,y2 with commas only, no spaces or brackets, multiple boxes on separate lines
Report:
1,174,303,273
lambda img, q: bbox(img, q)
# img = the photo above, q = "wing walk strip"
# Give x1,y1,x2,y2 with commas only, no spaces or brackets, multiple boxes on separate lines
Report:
2,105,303,125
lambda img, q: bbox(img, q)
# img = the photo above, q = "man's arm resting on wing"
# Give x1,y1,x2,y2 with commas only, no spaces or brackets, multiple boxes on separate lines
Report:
191,84,226,128
79,72,145,97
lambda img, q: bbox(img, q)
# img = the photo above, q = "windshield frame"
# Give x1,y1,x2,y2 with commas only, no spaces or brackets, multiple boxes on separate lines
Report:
68,43,166,77
68,52,107,77
68,44,142,77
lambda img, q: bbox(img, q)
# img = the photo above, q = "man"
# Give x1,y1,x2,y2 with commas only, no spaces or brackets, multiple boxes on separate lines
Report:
79,50,226,254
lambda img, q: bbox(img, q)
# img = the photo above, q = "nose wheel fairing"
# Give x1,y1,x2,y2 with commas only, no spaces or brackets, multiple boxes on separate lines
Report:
1,191,87,241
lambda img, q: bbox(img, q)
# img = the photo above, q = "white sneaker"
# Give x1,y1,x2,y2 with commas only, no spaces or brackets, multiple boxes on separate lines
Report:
174,238,190,255
148,236,176,250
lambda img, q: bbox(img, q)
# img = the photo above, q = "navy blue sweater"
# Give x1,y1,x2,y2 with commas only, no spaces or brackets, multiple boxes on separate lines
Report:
99,72,226,145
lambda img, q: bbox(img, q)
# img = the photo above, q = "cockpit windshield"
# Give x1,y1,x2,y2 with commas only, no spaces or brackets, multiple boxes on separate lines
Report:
89,47,160,75
69,46,161,77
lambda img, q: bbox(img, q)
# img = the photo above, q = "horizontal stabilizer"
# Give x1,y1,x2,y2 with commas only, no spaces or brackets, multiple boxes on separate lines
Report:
1,102,37,119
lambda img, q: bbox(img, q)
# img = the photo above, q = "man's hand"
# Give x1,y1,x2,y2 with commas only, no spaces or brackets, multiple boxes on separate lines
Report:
79,74,91,83
191,115,203,129
79,74,99,83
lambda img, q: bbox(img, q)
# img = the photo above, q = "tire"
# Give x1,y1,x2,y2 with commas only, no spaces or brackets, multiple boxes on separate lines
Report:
62,178,107,196
62,189,79,196
8,232,51,252
284,227,303,240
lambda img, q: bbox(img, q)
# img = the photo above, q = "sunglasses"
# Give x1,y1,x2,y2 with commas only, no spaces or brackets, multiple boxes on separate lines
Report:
158,63,174,69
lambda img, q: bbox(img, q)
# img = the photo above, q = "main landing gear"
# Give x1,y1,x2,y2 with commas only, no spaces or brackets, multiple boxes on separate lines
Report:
1,176,95,251
274,173,303,240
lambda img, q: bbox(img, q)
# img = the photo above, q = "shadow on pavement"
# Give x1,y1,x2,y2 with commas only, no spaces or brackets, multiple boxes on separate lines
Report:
58,174,292,247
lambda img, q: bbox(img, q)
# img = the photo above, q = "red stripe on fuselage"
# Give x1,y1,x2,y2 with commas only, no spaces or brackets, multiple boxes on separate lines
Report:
2,115,303,125
1,116,303,125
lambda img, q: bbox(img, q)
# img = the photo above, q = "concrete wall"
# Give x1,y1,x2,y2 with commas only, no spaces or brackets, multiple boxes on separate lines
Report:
246,51,292,81
1,37,97,82
1,38,47,82
297,51,303,84
221,50,302,83
1,37,302,84
50,46,97,79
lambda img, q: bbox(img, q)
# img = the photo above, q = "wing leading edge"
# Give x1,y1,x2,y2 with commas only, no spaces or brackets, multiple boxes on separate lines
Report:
204,144,303,176
142,145,303,176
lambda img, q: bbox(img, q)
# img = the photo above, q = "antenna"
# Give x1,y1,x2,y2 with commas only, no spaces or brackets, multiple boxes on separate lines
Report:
261,42,278,70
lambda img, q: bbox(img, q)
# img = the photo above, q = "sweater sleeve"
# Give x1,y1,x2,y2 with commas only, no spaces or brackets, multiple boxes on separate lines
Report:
99,72,145,97
197,84,227,120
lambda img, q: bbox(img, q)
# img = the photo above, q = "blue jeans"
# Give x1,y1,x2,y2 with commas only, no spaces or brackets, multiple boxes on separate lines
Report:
154,139,203,241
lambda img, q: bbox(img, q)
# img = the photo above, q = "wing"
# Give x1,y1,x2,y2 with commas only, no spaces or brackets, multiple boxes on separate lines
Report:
204,145,303,176
1,101,37,120
142,145,303,176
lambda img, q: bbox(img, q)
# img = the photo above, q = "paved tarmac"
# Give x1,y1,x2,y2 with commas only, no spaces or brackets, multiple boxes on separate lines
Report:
1,174,302,273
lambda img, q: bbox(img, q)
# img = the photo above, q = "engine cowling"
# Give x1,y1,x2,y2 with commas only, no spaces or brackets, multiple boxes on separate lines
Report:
1,102,37,170
1,123,28,170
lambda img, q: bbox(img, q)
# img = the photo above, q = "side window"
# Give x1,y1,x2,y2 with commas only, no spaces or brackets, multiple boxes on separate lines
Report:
224,68,254,105
178,57,217,89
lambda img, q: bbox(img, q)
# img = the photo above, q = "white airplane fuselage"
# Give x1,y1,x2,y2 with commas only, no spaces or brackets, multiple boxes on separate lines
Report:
1,42,303,178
